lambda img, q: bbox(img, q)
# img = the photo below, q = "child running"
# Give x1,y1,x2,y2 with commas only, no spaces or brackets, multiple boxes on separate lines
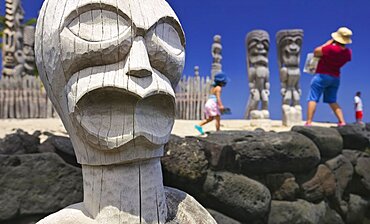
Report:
195,72,229,135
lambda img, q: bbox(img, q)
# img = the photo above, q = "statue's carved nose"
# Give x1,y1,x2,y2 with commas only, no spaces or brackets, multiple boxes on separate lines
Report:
257,43,264,49
126,36,152,78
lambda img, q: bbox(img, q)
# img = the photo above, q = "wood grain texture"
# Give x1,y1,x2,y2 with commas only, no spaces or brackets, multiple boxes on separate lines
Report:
35,0,215,223
276,29,304,126
175,74,212,120
37,186,217,224
0,76,57,118
245,30,271,119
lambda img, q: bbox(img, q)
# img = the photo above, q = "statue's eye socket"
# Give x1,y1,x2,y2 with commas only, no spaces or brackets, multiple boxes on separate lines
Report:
153,23,183,55
67,10,130,42
248,41,257,48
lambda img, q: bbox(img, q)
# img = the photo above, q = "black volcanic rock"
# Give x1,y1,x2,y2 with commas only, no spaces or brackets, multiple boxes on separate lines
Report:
0,129,40,155
342,150,364,165
0,153,82,221
301,164,336,203
325,155,354,198
292,126,343,158
353,155,370,194
344,150,370,197
207,209,241,224
203,171,271,223
268,200,344,224
256,172,299,201
38,135,78,167
336,124,370,151
162,135,209,194
346,194,370,224
223,131,321,174
195,134,236,171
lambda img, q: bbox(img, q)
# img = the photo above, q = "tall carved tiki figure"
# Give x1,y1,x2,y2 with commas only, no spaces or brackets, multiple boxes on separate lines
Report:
2,0,24,76
2,0,36,77
211,34,223,79
245,30,270,119
35,0,216,223
276,29,304,126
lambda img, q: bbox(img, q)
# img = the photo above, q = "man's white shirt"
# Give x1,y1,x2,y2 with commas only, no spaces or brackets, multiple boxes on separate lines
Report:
354,96,363,111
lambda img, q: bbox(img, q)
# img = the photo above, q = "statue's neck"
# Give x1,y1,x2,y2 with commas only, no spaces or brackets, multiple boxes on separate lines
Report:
82,158,167,223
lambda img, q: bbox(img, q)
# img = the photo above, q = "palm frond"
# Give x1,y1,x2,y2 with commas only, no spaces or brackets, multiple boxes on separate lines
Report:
0,16,5,30
24,18,37,26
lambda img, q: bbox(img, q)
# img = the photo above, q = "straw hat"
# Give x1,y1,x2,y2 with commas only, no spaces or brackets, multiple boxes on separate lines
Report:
331,27,353,44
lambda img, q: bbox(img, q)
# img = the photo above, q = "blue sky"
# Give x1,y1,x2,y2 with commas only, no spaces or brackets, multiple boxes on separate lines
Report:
2,0,370,122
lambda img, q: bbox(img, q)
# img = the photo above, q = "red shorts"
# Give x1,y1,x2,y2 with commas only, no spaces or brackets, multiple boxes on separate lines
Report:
356,111,363,119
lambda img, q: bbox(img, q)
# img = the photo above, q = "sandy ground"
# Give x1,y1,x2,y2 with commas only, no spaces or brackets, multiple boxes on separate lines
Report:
0,118,336,142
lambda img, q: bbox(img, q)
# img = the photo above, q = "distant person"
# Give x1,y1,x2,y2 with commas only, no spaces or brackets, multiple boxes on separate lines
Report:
354,91,364,124
305,27,352,127
195,72,229,134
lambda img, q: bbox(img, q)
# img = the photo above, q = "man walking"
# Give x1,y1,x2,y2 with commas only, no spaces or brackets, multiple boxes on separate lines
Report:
354,91,363,124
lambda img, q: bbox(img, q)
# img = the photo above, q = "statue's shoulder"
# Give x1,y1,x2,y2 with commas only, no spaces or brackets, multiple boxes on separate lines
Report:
36,203,95,224
37,190,216,224
165,187,217,224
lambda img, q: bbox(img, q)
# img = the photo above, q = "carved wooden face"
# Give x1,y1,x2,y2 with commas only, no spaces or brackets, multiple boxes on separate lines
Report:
247,30,269,66
277,30,303,67
35,0,185,165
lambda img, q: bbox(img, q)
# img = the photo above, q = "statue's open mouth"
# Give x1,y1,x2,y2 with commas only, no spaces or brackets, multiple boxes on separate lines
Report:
250,55,268,66
74,87,175,150
65,64,176,151
283,51,299,66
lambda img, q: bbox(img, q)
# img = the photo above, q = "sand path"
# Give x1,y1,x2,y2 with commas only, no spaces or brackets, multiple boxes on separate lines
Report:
0,118,335,142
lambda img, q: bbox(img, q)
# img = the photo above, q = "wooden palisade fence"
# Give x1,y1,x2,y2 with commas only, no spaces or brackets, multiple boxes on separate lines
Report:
0,74,211,120
175,75,212,120
0,76,56,119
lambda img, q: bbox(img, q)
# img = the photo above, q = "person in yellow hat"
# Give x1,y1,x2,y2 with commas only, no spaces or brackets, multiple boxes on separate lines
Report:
305,27,352,127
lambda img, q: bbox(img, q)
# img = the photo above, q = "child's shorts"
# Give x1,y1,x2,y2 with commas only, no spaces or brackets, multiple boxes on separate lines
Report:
204,99,220,118
307,74,340,104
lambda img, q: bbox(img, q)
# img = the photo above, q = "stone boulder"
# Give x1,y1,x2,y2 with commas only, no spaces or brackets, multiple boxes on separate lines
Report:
0,129,40,155
162,135,208,195
342,149,365,164
336,124,370,151
272,177,299,201
324,155,354,216
292,126,343,158
365,123,370,132
203,171,271,223
256,173,299,201
342,150,370,193
195,135,236,170
207,209,241,224
165,187,217,223
0,153,83,221
355,156,370,191
200,131,254,145
38,135,78,167
343,150,370,197
325,155,354,198
268,200,344,224
301,164,336,202
346,194,369,224
228,131,321,174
